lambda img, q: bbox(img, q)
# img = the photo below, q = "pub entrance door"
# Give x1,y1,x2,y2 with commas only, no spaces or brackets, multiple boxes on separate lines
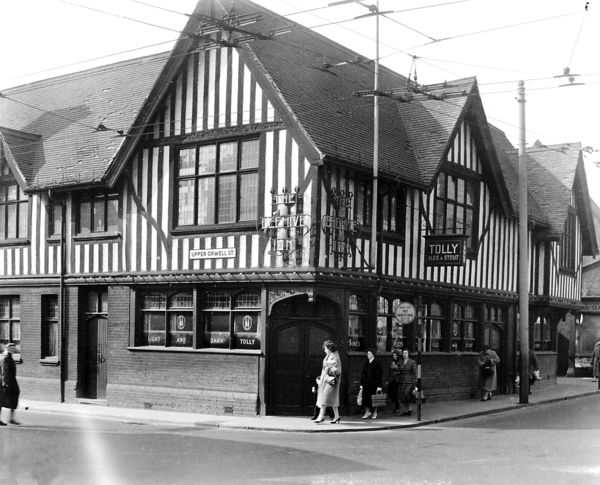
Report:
268,321,333,415
83,316,108,399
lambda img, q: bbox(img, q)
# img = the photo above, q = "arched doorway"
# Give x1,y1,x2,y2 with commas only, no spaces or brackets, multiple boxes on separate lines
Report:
267,295,340,416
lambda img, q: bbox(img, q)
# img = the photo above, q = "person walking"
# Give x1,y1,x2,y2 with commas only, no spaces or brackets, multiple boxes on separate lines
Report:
397,349,417,416
360,348,382,419
591,339,600,382
314,340,341,424
387,350,401,414
477,344,500,401
0,343,20,425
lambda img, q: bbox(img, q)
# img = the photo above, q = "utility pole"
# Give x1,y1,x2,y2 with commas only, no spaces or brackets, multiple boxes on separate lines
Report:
518,80,530,403
369,0,380,273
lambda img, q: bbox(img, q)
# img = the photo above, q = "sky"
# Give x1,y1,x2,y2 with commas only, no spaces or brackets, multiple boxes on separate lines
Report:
1,0,599,202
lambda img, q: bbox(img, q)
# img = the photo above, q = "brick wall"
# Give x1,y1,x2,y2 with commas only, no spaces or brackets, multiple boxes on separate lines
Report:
0,285,62,402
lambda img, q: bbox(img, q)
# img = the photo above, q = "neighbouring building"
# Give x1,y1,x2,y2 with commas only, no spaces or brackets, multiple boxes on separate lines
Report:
0,0,596,416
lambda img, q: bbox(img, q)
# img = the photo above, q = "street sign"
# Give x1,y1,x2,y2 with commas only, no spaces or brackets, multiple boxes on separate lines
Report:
395,302,416,324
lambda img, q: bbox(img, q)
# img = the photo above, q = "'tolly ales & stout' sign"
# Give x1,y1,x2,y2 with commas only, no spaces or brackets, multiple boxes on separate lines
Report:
424,234,467,267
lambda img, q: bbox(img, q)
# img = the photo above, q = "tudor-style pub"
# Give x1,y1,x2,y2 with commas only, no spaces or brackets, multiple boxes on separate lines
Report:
0,0,596,416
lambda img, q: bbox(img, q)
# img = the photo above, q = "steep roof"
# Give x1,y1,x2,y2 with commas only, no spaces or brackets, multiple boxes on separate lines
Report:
584,199,600,267
489,128,598,255
488,125,548,225
0,53,168,190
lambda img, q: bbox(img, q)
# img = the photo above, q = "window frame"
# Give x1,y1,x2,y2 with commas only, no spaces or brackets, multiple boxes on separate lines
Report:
376,296,411,353
0,157,29,243
433,169,480,257
451,302,478,352
41,295,59,363
354,179,405,241
131,288,262,352
174,137,260,232
76,190,119,237
348,294,367,352
0,295,21,361
560,207,577,272
418,301,446,352
533,313,554,352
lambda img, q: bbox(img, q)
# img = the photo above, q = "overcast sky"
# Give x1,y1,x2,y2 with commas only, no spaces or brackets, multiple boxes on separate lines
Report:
1,0,599,201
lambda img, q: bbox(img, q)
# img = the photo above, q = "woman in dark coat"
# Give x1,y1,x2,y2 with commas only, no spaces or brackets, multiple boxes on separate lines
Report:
397,349,417,416
360,348,382,419
0,342,20,425
387,350,401,414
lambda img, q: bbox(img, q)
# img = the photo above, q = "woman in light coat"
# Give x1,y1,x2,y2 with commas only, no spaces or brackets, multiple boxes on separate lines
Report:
477,344,501,401
315,340,341,423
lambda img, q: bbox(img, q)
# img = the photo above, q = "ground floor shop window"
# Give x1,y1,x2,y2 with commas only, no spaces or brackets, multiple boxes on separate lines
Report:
42,295,59,359
203,291,260,350
142,292,194,347
419,302,445,352
451,302,477,351
533,314,553,351
348,294,367,351
0,295,20,359
376,297,409,352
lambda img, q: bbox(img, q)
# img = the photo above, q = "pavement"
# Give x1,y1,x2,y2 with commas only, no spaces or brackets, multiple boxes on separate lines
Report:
19,377,600,433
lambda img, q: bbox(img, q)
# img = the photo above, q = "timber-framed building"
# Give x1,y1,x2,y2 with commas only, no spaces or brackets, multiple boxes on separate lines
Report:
0,0,596,415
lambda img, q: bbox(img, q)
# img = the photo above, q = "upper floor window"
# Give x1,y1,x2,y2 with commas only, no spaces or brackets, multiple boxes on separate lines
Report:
433,171,478,255
176,138,259,228
355,181,405,237
0,159,28,240
560,208,576,272
77,191,118,236
48,202,62,238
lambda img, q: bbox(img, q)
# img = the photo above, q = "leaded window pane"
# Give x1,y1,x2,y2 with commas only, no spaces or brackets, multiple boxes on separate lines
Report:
239,173,258,221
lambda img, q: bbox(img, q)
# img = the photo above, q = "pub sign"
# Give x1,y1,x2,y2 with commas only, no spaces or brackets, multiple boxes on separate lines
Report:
424,234,467,267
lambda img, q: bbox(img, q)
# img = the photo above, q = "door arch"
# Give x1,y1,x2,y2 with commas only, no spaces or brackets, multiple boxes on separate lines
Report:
266,294,341,416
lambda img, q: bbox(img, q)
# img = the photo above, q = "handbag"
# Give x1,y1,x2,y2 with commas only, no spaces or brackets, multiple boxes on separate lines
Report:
533,369,541,381
371,391,387,408
481,363,494,376
356,388,363,406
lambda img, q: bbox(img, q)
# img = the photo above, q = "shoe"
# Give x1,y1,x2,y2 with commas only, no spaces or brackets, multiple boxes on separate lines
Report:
371,411,378,420
400,411,409,416
406,410,412,416
315,419,325,423
0,421,5,426
310,415,318,421
9,420,20,425
361,413,371,419
392,408,399,414
330,418,341,424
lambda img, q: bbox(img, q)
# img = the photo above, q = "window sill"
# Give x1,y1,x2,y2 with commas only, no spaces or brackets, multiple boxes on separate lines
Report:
172,222,256,236
73,232,122,242
46,236,61,245
127,346,262,355
0,238,30,247
559,268,577,276
40,357,60,366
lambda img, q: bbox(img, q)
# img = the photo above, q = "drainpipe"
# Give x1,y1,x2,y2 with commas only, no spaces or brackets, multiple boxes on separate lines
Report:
49,190,66,402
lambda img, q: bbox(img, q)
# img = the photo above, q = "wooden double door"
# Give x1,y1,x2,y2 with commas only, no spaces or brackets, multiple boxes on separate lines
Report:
268,321,335,416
